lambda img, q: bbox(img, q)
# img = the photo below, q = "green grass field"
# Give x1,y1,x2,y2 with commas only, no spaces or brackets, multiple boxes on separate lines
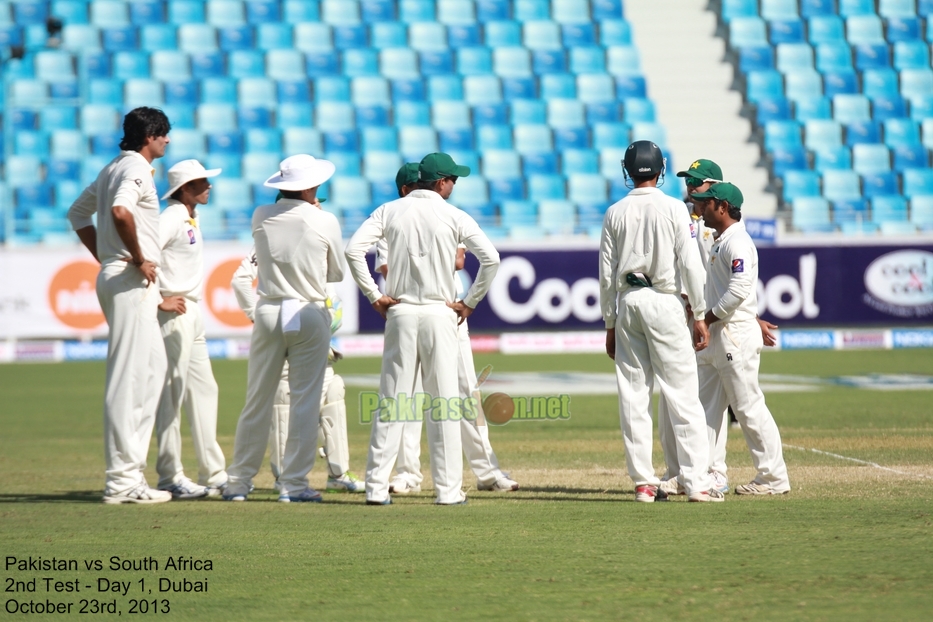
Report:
1,349,932,621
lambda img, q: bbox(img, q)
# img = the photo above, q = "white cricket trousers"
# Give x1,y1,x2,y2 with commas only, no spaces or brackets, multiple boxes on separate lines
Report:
613,288,712,496
155,303,227,488
96,261,167,495
268,364,350,479
366,304,463,504
698,320,790,492
226,299,331,496
394,320,504,488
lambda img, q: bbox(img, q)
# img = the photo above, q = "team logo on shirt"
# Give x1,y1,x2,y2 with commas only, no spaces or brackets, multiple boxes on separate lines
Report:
732,259,744,273
689,222,697,238
187,229,196,245
133,178,142,186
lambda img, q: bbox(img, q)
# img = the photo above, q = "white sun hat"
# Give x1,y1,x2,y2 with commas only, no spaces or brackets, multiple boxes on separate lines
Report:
161,159,222,200
263,154,336,191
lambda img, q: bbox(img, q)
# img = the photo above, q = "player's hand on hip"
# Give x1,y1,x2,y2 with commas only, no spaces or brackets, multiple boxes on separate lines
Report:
138,260,157,285
605,328,615,360
757,317,778,347
447,300,473,325
159,296,187,315
372,295,399,319
693,320,710,351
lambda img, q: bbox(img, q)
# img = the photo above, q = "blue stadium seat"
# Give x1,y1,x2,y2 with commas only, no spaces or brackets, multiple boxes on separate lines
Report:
832,198,869,223
833,94,870,123
190,52,225,79
872,95,908,120
168,1,205,24
630,122,666,147
219,26,254,51
562,23,596,47
522,153,559,176
380,49,419,80
901,69,933,99
207,0,246,26
125,79,164,107
879,0,918,18
314,76,349,101
561,149,599,175
152,51,191,81
10,79,45,104
586,102,621,124
816,43,853,72
871,196,909,224
846,16,885,45
52,0,88,24
427,75,463,100
800,0,836,17
786,70,823,101
399,0,435,23
34,51,76,82
15,131,50,158
771,147,809,175
593,123,631,150
809,16,845,44
86,79,120,105
482,150,522,179
394,100,430,126
840,220,880,233
606,46,640,76
794,96,832,121
478,126,513,150
320,0,361,25
537,73,573,99
351,76,390,106
599,20,631,47
840,0,875,17
823,71,859,96
783,170,821,200
762,0,800,21
343,49,380,76
87,133,120,157
593,0,624,19
892,144,928,170
770,20,806,45
922,118,933,148
910,95,933,119
6,156,44,187
552,0,591,24
361,125,398,152
55,180,84,209
91,1,130,27
15,184,54,210
398,126,438,158
623,98,656,123
435,24,474,50
741,47,775,73
528,175,565,201
547,99,585,129
757,98,793,122
245,1,279,23
911,196,933,229
538,199,576,233
814,146,852,171
616,75,647,99
765,120,803,150
455,47,490,76
170,130,207,158
420,50,455,75
333,25,368,49
893,41,929,70
493,47,532,77
282,0,319,21
521,21,559,52
9,108,38,131
903,168,933,196
510,100,545,125
484,20,519,47
357,105,391,126
863,69,899,99
502,76,537,99
464,75,502,103
238,78,276,107
179,25,218,54
514,124,552,154
207,131,244,155
852,143,892,174
729,17,768,48
823,169,862,201
81,105,119,134
201,78,236,103
568,174,608,205
40,106,77,131
267,50,310,81
533,50,567,74
432,100,471,128
475,0,510,22
197,103,237,132
294,24,333,52
855,44,891,70
489,178,525,202
792,197,832,231
863,171,900,197
141,25,176,51
255,23,291,50
746,70,785,102
102,27,138,52
887,17,922,42
0,24,24,47
371,180,399,205
439,128,474,151
303,51,339,77
879,220,918,234
280,127,321,156
272,80,307,104
370,22,406,49
499,201,537,227
473,103,509,126
884,118,921,147
50,81,79,99
722,0,758,22
846,120,882,144
409,22,447,51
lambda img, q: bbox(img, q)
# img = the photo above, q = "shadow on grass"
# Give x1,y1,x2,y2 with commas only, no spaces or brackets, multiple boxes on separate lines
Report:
0,491,102,503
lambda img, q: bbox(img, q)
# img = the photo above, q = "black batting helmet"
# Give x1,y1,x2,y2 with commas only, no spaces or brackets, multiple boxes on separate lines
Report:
623,140,665,178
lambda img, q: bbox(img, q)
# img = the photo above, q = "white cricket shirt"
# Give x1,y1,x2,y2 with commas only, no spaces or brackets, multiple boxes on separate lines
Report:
67,150,161,266
158,200,204,301
252,199,346,304
599,187,707,327
345,189,500,308
706,220,759,324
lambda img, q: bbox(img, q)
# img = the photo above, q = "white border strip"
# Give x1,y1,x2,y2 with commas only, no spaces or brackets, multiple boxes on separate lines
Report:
784,444,933,480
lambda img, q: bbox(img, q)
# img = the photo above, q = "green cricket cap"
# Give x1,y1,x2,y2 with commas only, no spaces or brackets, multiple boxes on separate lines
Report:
395,162,420,193
676,159,724,183
690,181,744,208
418,152,471,182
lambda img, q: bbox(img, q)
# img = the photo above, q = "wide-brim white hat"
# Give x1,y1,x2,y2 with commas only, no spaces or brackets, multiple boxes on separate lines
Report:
263,154,336,191
161,159,221,200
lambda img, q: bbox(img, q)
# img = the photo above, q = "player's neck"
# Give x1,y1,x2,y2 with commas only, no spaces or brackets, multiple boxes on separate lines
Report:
715,219,739,237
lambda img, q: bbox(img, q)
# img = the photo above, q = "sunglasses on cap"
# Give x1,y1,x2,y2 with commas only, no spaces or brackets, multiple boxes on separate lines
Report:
685,177,705,188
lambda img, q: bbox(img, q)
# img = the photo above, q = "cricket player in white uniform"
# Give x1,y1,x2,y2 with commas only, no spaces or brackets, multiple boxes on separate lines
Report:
375,164,518,494
689,183,791,495
223,154,345,502
598,141,722,503
345,153,500,505
153,160,227,499
231,245,363,493
67,107,172,504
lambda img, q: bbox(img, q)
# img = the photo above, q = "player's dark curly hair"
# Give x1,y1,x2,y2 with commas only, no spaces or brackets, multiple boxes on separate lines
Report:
724,202,742,221
119,107,171,151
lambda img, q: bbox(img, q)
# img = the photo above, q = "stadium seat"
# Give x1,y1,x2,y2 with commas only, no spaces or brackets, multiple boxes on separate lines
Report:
809,16,846,44
903,168,933,197
823,71,860,96
771,147,809,175
884,119,921,147
141,25,177,52
723,0,759,23
568,174,608,205
852,144,893,174
741,47,775,72
125,79,164,108
514,124,553,154
871,195,909,226
815,146,852,171
785,70,823,101
766,121,803,150
887,17,922,43
910,196,933,228
757,98,793,123
102,27,138,53
833,94,871,124
823,169,862,201
796,96,832,120
901,69,933,100
547,99,585,129
872,96,908,120
220,26,255,51
409,22,447,51
333,25,368,49
863,171,900,197
729,17,768,48
152,51,191,81
855,44,891,70
846,16,886,45
201,78,236,104
892,144,929,171
783,170,821,200
792,197,832,231
846,120,882,145
832,198,870,223
606,46,640,76
770,20,806,45
879,0,918,19
746,70,785,103
893,41,929,71
554,127,590,150
561,149,599,175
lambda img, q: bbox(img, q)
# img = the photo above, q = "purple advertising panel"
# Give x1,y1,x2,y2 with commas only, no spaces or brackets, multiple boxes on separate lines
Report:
356,245,933,331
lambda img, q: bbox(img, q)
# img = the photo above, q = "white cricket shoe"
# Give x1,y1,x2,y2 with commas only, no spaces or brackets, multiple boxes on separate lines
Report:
159,477,208,500
635,484,661,503
659,478,685,496
689,488,726,502
103,484,172,505
477,476,520,491
735,482,788,495
326,471,365,493
278,488,323,503
389,477,421,494
710,471,729,494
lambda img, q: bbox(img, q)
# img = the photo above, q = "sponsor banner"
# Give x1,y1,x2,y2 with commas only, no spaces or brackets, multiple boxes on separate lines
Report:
744,218,777,244
891,329,933,348
779,330,836,350
840,330,888,350
500,331,605,354
63,340,109,361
